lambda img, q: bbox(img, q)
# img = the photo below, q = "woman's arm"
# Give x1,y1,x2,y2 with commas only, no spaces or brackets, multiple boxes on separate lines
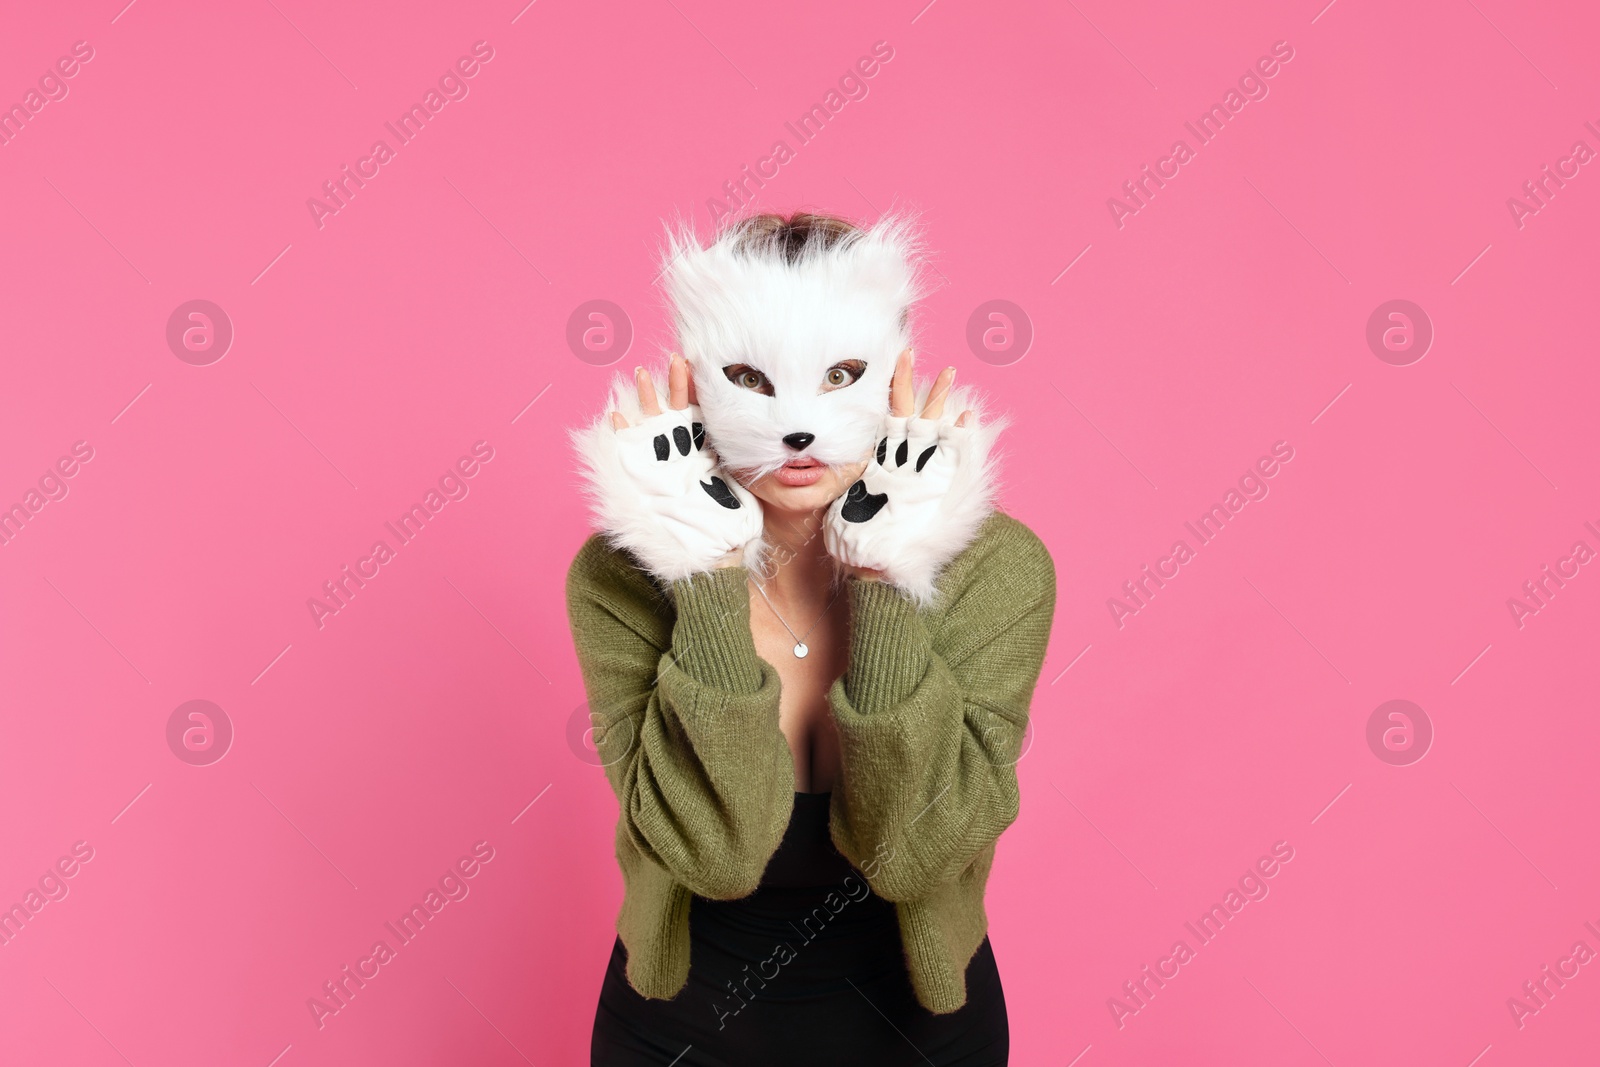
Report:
826,516,1055,901
567,536,795,899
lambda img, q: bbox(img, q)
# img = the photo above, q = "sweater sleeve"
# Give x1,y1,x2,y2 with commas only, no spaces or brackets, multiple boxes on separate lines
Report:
566,537,795,900
826,518,1055,902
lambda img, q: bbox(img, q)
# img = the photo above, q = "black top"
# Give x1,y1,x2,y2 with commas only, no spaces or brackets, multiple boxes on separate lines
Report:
754,789,858,887
591,792,1009,1066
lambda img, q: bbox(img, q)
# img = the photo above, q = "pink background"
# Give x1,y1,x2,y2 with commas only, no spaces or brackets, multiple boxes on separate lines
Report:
3,0,1597,1063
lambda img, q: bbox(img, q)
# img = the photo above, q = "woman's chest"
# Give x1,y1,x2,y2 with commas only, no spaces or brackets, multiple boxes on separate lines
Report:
752,609,847,709
748,590,850,790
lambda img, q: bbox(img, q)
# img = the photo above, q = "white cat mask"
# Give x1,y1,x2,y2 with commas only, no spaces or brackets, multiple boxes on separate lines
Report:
659,215,925,476
571,213,1004,601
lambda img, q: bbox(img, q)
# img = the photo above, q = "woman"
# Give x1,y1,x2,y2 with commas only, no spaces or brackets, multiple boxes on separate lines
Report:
567,212,1055,1065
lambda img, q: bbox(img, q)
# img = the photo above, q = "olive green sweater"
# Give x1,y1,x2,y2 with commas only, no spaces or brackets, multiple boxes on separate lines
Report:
565,511,1055,1014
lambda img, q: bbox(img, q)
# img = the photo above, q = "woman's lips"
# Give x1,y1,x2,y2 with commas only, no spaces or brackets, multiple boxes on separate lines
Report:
772,458,826,487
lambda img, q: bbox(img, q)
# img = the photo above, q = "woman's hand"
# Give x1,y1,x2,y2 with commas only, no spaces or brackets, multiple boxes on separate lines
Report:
580,354,763,582
607,351,695,428
825,350,986,599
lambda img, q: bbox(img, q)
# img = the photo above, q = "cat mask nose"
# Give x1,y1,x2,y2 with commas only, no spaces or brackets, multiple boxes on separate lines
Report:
782,432,815,451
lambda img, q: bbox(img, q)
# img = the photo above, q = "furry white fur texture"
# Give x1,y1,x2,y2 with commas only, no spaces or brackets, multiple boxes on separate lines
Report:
572,213,1003,599
662,214,925,478
824,384,1005,605
570,385,763,581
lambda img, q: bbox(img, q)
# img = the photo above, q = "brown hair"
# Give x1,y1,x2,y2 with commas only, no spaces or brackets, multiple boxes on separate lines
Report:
725,211,862,263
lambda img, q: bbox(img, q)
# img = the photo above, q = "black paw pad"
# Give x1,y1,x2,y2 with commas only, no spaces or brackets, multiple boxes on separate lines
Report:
673,426,691,456
653,434,670,461
915,445,937,472
701,477,742,509
840,480,888,523
692,422,705,450
895,440,909,467
875,437,887,465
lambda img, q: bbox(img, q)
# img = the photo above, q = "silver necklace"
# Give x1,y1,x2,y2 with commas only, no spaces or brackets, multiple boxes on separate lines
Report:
749,576,841,659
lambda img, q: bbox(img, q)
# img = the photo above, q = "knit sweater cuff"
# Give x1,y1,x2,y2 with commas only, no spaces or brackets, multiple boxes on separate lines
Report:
666,567,764,693
844,578,932,715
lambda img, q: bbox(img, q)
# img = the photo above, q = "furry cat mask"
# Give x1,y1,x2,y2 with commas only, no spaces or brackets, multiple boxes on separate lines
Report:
659,215,925,477
572,213,1003,599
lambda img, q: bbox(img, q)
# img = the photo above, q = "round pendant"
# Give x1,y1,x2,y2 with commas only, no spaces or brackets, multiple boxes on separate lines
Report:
793,642,809,659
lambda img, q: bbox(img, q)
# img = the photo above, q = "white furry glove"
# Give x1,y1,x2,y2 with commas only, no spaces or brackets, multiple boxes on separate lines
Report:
579,403,764,582
824,409,995,604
